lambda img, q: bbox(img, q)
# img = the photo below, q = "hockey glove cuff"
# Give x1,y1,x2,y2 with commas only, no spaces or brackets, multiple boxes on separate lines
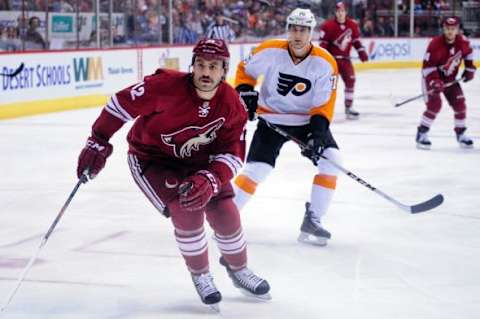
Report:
178,170,221,212
236,84,259,121
77,134,113,180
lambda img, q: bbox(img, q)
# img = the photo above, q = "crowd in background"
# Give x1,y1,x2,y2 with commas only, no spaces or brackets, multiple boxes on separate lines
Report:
0,0,478,51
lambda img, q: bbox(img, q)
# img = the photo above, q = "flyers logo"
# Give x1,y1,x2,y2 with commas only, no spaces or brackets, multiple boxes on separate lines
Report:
277,72,312,96
161,118,225,158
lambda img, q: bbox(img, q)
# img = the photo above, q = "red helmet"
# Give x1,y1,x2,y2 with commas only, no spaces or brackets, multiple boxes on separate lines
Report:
442,16,460,27
192,38,230,62
335,1,347,11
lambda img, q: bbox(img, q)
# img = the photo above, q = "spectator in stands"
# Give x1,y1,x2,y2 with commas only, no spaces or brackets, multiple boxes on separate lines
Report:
375,16,394,36
50,0,74,12
205,12,235,42
0,0,9,10
3,26,21,51
361,18,374,37
24,16,47,50
137,9,162,43
174,19,198,44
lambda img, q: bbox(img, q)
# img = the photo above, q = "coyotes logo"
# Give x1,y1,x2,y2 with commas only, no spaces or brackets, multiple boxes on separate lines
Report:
161,118,225,158
334,28,352,51
441,50,462,76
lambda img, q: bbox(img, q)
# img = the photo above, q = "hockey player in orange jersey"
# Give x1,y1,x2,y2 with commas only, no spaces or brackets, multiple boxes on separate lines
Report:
233,8,342,246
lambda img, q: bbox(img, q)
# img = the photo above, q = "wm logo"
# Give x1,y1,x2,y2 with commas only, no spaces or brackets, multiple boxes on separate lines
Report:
276,72,311,96
73,57,104,82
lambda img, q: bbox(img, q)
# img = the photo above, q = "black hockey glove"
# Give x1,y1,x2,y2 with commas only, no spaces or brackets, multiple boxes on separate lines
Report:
236,84,259,121
301,115,330,165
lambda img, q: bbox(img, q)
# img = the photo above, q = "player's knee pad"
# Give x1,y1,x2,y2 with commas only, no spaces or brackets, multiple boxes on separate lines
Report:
426,97,441,115
241,161,273,184
317,147,342,176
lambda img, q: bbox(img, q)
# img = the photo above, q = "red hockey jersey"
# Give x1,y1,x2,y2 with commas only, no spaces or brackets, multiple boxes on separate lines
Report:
422,34,475,83
319,18,365,59
91,69,247,184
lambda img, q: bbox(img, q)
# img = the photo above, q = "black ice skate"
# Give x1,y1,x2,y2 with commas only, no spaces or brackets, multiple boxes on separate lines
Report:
416,127,432,150
219,257,271,300
191,272,222,312
345,107,360,120
456,128,474,149
298,202,331,246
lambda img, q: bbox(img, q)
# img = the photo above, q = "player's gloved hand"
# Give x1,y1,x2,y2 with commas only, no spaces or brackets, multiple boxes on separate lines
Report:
358,50,368,62
77,134,113,180
462,68,475,82
429,79,445,93
301,135,325,166
178,170,220,211
236,84,259,121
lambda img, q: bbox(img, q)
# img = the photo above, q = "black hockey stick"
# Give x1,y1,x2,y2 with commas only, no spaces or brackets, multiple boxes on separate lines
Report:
391,79,460,107
259,118,443,214
1,173,88,313
0,63,25,77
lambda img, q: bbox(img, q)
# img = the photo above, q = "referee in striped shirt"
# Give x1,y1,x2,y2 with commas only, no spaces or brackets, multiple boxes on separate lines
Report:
205,14,235,43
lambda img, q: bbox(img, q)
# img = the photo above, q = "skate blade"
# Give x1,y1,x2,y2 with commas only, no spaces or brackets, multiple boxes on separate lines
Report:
297,232,328,246
459,143,474,149
346,114,359,120
207,303,220,313
416,143,431,150
237,288,272,301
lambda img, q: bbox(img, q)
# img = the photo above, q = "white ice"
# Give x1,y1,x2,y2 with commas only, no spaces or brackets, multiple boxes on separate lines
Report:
1,69,479,319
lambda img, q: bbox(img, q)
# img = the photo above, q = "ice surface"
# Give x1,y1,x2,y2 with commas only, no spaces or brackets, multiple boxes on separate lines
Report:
1,69,479,319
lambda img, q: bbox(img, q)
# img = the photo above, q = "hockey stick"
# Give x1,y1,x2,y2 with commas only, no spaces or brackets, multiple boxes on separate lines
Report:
259,118,444,214
392,79,461,107
0,174,88,313
0,63,25,77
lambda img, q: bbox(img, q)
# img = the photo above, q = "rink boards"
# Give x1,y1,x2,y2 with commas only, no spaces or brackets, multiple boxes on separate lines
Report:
1,38,479,119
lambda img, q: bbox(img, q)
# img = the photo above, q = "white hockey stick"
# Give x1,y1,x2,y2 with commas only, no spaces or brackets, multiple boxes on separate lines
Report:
259,118,444,214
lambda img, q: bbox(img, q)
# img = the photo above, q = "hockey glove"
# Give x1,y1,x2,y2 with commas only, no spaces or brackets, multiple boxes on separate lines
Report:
301,136,325,165
236,84,259,121
428,79,445,93
462,68,475,82
77,135,113,180
178,170,220,212
301,115,330,165
358,50,369,62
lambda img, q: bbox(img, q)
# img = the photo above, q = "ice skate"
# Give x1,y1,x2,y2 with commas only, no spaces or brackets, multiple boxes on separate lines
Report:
416,130,432,150
191,272,222,312
298,202,331,246
219,257,271,300
456,130,474,149
345,107,360,120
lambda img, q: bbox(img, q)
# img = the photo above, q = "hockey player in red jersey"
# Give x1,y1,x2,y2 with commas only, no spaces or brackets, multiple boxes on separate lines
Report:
416,17,476,149
75,39,270,309
319,2,368,119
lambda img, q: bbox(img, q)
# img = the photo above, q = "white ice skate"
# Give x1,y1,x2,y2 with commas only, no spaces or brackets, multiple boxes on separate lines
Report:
457,132,474,149
416,131,432,150
298,202,331,246
345,107,360,120
219,257,271,301
191,272,222,312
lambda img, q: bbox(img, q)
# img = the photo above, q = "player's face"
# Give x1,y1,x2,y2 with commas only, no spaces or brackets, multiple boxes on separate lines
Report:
443,25,459,42
192,56,225,92
335,8,347,23
287,25,311,56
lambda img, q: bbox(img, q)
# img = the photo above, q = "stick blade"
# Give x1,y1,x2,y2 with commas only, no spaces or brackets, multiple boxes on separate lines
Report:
410,194,444,214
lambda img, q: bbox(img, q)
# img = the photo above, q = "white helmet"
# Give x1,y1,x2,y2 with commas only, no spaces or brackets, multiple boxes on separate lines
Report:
286,8,317,31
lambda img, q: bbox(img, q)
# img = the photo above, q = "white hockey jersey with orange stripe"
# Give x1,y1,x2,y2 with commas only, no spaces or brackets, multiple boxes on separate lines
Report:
235,39,338,126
